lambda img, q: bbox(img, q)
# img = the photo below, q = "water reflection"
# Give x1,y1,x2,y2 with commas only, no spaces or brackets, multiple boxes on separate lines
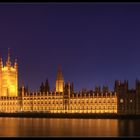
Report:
118,120,140,136
0,117,139,137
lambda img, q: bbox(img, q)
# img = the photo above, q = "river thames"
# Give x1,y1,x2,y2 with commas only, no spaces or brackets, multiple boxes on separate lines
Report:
0,117,140,137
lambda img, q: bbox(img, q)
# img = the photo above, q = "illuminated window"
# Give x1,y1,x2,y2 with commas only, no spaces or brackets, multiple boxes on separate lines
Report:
120,99,123,103
130,99,132,103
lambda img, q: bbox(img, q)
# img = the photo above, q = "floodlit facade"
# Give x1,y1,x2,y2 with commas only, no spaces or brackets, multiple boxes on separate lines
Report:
55,65,64,93
0,88,117,113
19,86,117,113
0,49,18,97
0,50,140,114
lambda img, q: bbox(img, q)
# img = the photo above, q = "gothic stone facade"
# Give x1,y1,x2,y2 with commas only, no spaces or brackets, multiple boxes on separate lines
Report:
0,50,140,114
0,86,117,113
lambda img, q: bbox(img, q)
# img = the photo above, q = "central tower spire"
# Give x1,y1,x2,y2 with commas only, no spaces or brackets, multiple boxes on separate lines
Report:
55,65,64,93
56,65,64,81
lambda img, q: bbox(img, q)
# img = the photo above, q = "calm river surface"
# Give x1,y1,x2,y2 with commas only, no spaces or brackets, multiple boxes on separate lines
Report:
0,117,140,137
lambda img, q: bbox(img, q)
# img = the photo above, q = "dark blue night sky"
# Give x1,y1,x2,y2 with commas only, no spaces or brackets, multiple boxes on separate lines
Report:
0,3,140,92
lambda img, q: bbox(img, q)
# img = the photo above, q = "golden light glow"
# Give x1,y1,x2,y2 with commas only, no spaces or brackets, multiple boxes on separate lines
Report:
0,93,117,113
0,51,118,114
56,80,64,92
0,52,18,97
55,66,64,93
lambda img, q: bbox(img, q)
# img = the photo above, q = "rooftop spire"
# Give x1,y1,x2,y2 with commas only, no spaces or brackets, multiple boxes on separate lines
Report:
56,65,64,93
6,48,11,67
8,48,10,63
56,65,64,81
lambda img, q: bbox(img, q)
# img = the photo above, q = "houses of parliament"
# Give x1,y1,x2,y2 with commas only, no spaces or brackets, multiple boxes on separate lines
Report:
0,50,140,115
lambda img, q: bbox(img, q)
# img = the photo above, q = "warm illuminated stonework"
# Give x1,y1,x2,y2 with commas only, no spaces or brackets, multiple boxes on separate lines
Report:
55,65,64,93
0,50,140,114
0,88,117,113
18,87,117,113
0,49,18,97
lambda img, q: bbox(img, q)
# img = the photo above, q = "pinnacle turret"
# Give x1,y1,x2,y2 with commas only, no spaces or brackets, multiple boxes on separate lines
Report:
6,48,11,67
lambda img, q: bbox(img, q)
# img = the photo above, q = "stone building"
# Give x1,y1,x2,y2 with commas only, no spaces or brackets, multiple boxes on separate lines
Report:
1,50,140,114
